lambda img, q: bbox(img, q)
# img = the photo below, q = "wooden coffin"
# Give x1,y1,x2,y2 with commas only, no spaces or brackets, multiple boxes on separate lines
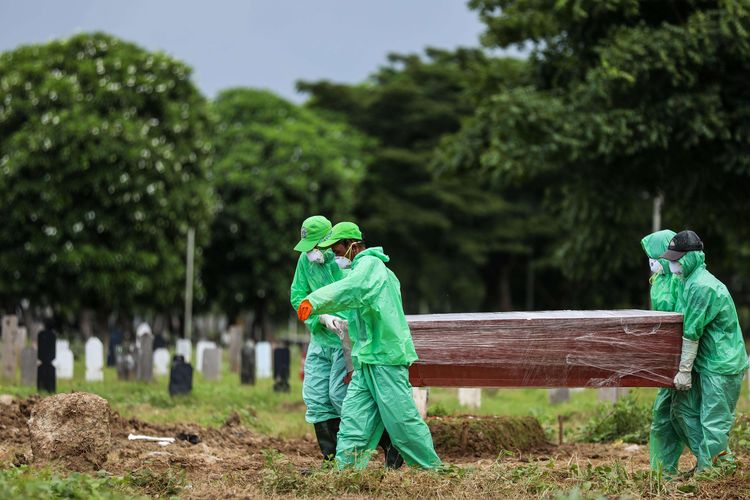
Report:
407,310,682,388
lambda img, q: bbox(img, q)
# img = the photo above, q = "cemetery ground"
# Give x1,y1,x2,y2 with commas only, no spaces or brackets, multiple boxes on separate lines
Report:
0,350,747,498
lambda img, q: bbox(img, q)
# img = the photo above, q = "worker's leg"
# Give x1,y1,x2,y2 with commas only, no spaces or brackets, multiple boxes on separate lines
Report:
328,346,349,416
368,364,442,469
670,375,702,465
335,369,384,469
649,388,683,473
696,371,744,471
303,343,339,460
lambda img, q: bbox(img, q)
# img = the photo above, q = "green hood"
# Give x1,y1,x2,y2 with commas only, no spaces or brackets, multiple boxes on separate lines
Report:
353,246,390,264
641,229,676,275
678,250,706,279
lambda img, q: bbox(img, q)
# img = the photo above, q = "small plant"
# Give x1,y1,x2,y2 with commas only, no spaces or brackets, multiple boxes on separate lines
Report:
577,393,651,444
126,467,185,497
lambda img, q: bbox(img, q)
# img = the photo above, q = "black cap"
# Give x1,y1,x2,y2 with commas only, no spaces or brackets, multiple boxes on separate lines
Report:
661,230,703,261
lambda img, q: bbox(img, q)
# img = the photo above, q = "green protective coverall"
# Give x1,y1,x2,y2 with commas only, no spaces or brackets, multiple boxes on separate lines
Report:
675,250,748,471
642,230,700,473
305,247,442,470
290,250,349,424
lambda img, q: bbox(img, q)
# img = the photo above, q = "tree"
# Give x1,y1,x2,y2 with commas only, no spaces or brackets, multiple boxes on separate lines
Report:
299,49,541,312
0,32,214,327
203,88,368,338
458,0,750,309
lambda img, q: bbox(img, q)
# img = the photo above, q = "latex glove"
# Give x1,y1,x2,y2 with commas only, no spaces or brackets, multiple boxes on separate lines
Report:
320,314,346,334
673,337,699,390
297,300,313,321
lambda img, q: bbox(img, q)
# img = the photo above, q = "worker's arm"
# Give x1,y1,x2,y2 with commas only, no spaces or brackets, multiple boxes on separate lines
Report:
682,284,716,342
305,256,387,315
290,256,325,335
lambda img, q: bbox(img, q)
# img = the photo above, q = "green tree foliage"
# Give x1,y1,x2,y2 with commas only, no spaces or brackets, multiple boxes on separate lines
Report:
300,48,543,312
0,33,213,318
448,0,750,308
204,88,368,335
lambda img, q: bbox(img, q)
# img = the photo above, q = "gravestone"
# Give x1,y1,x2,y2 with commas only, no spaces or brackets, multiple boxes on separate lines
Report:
21,346,37,387
228,325,243,373
107,328,124,367
2,315,19,380
176,339,192,364
195,340,216,374
29,321,43,344
598,387,630,403
412,387,428,419
273,346,290,392
240,341,255,385
548,388,570,405
15,326,27,358
202,347,221,381
153,348,170,376
116,344,137,380
54,343,74,380
458,388,482,409
136,333,154,382
85,337,104,382
153,333,167,350
169,355,193,396
255,341,272,379
37,328,56,392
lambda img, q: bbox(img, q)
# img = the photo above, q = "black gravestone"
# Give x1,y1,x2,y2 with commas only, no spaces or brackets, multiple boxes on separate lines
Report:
37,328,56,393
169,355,193,396
273,346,290,393
107,327,124,367
240,341,255,385
153,333,167,350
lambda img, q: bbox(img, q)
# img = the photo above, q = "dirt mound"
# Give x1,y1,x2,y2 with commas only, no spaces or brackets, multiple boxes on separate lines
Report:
28,392,112,470
428,415,548,458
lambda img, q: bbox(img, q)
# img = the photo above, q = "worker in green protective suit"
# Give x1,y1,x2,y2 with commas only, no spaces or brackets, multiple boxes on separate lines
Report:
642,229,700,474
661,230,749,472
296,232,442,470
290,215,350,462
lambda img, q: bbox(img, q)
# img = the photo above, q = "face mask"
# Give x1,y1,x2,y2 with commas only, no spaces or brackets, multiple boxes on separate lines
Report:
649,259,662,274
335,256,351,269
306,249,324,264
668,261,683,275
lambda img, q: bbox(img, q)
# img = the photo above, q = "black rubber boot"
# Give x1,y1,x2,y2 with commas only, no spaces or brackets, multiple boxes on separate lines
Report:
379,430,404,469
313,418,340,462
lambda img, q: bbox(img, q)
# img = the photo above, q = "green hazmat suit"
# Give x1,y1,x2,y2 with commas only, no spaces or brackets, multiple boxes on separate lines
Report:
305,247,441,469
643,230,692,473
290,250,349,424
674,250,748,470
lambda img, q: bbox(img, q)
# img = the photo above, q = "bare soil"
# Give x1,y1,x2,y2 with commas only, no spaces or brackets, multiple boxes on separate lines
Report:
0,395,747,499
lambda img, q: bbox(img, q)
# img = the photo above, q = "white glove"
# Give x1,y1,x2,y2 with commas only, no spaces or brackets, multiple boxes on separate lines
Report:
673,337,699,390
319,314,347,336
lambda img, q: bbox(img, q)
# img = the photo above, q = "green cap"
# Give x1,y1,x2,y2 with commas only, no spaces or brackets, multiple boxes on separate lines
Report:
294,215,332,252
318,221,363,248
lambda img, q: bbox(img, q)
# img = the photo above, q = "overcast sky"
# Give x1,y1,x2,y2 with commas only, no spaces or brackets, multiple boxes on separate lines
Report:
0,0,501,102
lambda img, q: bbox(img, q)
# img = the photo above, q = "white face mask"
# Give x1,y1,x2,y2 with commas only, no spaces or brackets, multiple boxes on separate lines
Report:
649,259,662,274
335,256,351,269
306,249,324,264
668,261,683,275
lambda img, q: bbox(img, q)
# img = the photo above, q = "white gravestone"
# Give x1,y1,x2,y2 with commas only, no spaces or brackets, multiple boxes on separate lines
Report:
255,341,272,379
548,388,570,404
176,339,192,364
458,388,482,409
202,347,221,381
85,337,104,381
195,340,217,374
153,348,170,376
54,341,74,380
1,315,19,380
412,387,429,419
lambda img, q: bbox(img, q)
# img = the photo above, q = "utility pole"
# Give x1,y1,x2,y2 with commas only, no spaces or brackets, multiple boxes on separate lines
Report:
184,228,195,341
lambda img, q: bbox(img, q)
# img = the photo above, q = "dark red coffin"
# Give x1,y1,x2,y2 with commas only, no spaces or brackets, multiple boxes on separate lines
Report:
407,310,683,388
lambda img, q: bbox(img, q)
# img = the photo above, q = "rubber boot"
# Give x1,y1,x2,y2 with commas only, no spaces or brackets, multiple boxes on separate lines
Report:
313,418,340,462
379,430,404,469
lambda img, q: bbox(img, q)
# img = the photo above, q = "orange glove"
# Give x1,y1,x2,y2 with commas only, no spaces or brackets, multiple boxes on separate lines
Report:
297,299,313,321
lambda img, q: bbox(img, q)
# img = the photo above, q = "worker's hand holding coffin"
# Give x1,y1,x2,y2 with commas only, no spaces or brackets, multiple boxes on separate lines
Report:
320,314,347,336
674,337,699,390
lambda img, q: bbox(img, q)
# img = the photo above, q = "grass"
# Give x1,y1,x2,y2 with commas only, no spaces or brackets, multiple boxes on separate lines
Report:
0,466,144,499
